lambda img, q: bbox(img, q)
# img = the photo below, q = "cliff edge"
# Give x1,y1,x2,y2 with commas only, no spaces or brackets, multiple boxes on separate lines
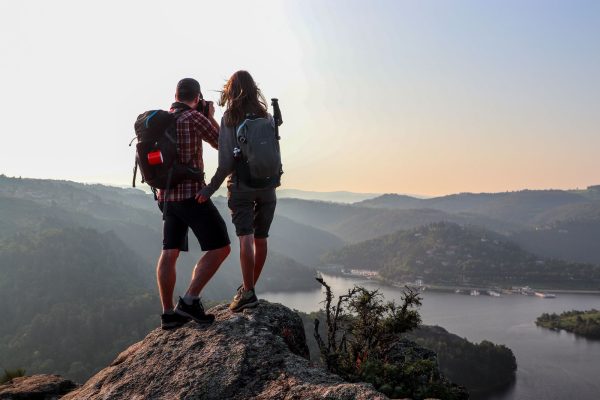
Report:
61,300,386,400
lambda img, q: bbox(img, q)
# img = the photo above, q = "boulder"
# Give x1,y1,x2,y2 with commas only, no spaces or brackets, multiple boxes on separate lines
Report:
0,374,77,400
62,300,387,399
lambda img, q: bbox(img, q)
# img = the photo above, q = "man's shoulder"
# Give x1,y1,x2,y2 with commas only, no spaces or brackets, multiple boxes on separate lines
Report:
173,108,200,119
177,109,212,126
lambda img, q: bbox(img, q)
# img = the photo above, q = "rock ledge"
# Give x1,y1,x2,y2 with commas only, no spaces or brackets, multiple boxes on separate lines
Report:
62,300,386,400
0,374,77,400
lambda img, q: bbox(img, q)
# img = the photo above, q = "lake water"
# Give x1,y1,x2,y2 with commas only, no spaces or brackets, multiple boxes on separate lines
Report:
262,274,600,400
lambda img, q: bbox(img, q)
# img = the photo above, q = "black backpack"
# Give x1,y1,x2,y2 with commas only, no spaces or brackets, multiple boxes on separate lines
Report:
132,109,203,191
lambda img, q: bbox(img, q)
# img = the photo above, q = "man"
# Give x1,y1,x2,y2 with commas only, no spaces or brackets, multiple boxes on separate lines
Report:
156,78,231,330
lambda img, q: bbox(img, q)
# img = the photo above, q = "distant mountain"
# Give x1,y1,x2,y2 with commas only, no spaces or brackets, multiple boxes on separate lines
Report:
512,219,600,265
354,193,423,208
276,189,382,203
569,185,600,201
324,222,600,289
276,198,521,243
214,187,382,204
4,176,599,271
531,200,600,225
0,176,328,295
357,190,590,226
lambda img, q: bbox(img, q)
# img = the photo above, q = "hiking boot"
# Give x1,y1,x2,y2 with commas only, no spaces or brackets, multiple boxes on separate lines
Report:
161,312,190,330
232,284,243,301
175,297,215,325
229,287,259,312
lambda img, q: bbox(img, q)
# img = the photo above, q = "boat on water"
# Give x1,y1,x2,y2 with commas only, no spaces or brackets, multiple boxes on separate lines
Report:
470,289,480,296
534,291,557,298
487,290,502,297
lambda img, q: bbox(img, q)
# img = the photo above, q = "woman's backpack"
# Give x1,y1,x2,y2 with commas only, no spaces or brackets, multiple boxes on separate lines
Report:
233,116,282,189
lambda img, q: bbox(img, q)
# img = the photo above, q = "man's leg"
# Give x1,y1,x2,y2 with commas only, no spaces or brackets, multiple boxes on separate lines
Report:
157,249,180,312
239,234,255,290
185,245,231,296
253,237,268,286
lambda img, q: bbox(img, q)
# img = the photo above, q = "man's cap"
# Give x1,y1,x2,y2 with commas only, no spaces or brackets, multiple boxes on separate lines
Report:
176,78,203,98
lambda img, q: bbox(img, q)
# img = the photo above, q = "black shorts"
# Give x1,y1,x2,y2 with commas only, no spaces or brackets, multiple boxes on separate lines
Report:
159,198,230,252
228,188,277,238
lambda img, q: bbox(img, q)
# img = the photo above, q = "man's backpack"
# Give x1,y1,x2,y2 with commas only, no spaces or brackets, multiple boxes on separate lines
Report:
233,115,282,189
132,110,203,191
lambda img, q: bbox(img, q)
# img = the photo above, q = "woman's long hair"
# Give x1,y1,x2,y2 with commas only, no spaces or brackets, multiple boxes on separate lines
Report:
219,70,268,127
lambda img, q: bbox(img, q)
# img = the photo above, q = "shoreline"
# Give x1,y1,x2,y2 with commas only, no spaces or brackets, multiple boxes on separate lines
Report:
320,271,600,296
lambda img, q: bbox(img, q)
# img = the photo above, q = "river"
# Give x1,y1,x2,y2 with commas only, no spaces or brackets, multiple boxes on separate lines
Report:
262,274,600,400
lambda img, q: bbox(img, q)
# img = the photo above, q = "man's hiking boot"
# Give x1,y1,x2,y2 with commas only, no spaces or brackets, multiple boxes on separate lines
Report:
161,312,189,330
229,287,259,312
175,297,215,325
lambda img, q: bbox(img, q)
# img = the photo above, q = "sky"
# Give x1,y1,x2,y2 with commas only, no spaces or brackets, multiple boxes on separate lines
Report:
0,0,598,196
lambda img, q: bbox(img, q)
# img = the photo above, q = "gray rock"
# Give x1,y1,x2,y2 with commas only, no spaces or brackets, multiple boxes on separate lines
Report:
62,300,387,400
0,374,77,400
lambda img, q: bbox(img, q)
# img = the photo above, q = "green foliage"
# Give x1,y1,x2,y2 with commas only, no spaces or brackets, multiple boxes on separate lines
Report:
536,309,600,339
0,368,26,384
0,227,159,382
313,277,468,400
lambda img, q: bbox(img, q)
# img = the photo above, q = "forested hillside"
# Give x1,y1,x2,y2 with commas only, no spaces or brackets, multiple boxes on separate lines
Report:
324,222,600,289
0,227,157,381
0,176,324,295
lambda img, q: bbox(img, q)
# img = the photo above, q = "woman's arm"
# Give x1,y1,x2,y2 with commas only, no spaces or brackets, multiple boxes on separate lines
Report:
196,119,235,202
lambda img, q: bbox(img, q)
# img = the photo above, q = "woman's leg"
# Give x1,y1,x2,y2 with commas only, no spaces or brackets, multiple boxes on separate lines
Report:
239,234,255,290
253,237,268,285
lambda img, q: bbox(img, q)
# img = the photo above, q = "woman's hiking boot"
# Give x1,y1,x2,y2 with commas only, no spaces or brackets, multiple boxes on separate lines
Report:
175,297,215,324
229,287,259,312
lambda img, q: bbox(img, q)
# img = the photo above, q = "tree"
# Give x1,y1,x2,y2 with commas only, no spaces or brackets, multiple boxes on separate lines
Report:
313,276,467,400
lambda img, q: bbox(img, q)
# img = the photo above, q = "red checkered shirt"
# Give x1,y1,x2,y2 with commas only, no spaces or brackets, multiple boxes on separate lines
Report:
158,103,219,202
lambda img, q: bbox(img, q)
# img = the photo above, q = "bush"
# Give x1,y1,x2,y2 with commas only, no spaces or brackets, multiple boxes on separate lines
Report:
313,277,468,400
0,368,26,384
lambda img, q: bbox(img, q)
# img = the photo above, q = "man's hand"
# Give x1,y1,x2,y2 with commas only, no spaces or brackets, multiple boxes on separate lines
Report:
208,101,215,118
195,190,209,204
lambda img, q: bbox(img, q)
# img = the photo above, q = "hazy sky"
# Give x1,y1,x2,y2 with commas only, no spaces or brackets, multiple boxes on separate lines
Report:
1,0,598,196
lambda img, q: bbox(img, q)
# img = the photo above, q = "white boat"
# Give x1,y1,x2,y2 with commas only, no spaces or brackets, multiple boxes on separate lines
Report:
487,290,502,297
534,292,556,298
470,289,480,296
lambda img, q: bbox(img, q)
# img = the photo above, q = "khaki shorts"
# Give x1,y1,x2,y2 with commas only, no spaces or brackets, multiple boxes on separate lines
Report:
228,188,277,238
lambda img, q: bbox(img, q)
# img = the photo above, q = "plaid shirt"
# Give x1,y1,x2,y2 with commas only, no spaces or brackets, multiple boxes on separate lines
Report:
158,103,219,202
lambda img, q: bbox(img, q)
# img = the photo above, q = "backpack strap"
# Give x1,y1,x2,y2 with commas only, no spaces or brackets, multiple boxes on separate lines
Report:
231,122,240,187
132,159,138,188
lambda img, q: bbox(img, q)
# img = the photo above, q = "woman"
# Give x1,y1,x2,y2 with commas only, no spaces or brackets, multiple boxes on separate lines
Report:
196,70,280,312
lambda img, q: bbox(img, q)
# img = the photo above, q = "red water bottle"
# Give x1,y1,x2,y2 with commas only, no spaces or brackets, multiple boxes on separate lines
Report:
147,151,163,165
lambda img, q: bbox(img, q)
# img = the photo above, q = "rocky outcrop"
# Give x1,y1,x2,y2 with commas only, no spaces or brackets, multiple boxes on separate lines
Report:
0,374,77,400
63,300,387,400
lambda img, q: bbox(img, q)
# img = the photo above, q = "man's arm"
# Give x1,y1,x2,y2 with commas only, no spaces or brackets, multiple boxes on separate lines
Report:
191,107,219,150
